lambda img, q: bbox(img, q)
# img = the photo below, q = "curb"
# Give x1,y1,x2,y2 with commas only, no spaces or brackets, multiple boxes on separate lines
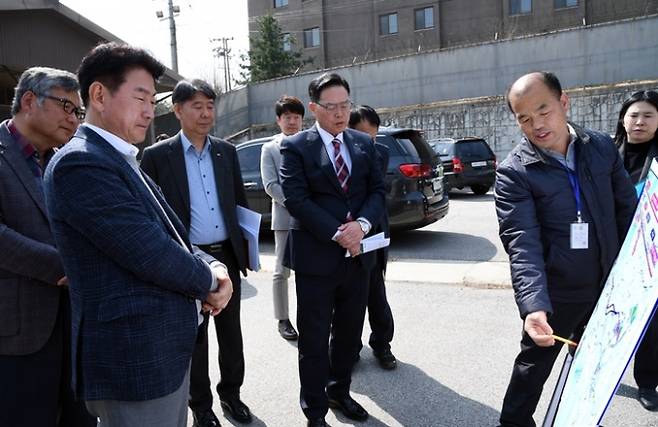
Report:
255,255,512,289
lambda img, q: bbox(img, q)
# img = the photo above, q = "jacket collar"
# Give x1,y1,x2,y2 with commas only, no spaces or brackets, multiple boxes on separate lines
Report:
517,122,589,166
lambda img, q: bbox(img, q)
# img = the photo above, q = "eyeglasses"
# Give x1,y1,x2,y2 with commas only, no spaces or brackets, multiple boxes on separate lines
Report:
316,100,353,112
43,95,86,121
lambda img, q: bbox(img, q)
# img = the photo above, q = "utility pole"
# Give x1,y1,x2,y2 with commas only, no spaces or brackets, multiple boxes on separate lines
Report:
211,37,234,92
155,0,180,73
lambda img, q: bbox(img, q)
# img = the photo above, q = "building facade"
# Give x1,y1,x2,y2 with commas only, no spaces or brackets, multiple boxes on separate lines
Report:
247,0,658,70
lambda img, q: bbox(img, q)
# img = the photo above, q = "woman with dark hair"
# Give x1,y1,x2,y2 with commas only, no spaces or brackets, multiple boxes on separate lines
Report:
614,89,658,412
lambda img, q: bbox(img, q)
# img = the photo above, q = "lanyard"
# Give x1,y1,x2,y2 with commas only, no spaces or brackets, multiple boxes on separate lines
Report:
561,162,582,222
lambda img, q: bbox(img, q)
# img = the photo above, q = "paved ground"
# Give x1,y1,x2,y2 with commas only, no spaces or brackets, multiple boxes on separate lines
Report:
186,193,658,426
192,271,657,427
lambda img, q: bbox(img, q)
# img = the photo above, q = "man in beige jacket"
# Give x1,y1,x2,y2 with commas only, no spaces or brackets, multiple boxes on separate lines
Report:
260,95,305,340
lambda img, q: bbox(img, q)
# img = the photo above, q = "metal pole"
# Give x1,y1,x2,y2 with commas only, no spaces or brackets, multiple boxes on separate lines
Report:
225,38,232,92
168,0,179,73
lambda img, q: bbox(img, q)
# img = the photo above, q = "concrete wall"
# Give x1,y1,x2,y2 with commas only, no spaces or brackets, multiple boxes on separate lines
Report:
226,80,658,162
216,86,250,137
216,15,658,140
378,80,658,160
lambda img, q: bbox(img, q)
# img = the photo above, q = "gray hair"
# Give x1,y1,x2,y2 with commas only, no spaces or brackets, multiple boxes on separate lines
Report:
11,67,80,115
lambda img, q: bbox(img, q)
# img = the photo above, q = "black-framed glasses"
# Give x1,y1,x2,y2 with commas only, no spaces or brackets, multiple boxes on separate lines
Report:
316,100,353,112
43,95,86,120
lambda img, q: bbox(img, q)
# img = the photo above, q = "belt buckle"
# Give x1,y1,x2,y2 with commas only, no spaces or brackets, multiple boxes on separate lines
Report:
208,243,223,252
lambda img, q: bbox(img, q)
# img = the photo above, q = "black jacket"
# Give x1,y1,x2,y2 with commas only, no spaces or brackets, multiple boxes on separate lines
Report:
495,124,637,318
280,126,386,275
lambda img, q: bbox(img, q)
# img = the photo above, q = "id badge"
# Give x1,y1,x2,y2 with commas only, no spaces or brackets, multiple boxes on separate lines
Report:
570,222,589,249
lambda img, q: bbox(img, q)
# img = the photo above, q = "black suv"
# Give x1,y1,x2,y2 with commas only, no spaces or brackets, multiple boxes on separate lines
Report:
235,127,448,231
429,137,496,195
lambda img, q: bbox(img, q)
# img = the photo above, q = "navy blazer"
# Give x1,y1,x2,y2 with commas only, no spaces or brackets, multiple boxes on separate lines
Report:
44,126,218,401
140,133,249,275
0,120,65,355
280,126,386,275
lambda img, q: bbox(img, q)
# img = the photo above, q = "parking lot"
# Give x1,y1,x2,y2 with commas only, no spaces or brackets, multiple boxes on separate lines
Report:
194,193,658,426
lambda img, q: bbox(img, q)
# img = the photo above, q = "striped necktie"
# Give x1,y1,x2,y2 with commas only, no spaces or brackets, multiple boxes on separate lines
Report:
332,138,349,192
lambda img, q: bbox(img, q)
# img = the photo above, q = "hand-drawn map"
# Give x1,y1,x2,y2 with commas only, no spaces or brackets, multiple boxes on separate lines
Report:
553,160,658,426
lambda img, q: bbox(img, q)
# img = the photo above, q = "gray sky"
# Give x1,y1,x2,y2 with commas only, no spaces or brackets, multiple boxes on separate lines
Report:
61,0,249,90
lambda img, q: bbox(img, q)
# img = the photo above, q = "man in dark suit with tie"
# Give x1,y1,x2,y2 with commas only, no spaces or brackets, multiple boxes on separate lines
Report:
0,67,95,427
141,79,252,427
280,73,386,427
44,43,232,427
349,105,397,371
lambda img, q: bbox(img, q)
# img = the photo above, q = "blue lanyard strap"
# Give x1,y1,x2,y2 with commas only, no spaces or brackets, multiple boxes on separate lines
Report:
561,163,582,221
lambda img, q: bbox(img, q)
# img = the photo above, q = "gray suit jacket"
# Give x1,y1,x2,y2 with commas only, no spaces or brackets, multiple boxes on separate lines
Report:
0,120,65,355
260,134,292,231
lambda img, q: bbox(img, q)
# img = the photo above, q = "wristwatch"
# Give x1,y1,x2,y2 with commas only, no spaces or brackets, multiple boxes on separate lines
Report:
356,218,370,235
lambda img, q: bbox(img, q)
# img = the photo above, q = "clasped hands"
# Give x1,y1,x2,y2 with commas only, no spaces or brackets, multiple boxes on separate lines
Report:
335,221,365,257
202,264,233,316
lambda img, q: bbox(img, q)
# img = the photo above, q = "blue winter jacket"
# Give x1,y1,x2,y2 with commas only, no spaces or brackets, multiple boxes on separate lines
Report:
495,123,637,318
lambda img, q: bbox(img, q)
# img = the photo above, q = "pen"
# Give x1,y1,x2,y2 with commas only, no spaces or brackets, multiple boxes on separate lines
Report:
551,334,578,347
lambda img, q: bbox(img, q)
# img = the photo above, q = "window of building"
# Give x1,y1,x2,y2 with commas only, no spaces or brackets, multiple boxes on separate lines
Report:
415,7,434,30
282,33,292,51
274,0,288,7
509,0,532,15
554,0,577,8
304,27,320,48
379,13,398,36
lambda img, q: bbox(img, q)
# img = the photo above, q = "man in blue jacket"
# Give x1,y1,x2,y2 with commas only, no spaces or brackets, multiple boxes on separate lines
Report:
44,42,232,427
495,71,637,427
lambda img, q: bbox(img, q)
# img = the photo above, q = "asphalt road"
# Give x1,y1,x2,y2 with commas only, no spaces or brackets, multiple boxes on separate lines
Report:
190,193,658,426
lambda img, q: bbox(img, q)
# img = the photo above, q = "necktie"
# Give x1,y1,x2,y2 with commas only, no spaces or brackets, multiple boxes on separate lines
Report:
332,138,349,192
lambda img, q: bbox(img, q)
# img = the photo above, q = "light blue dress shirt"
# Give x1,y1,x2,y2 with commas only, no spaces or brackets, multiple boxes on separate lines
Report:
181,132,228,245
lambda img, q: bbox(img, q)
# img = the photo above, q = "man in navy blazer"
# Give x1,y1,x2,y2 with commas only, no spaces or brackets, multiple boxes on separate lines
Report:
0,67,94,427
44,43,232,427
280,73,386,427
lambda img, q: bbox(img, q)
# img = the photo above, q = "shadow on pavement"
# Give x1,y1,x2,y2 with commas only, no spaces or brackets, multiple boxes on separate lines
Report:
616,382,639,399
389,230,498,262
350,358,500,427
241,278,259,300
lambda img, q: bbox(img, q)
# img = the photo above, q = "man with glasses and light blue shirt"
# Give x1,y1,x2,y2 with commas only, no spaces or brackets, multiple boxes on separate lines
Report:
280,72,386,427
141,79,252,427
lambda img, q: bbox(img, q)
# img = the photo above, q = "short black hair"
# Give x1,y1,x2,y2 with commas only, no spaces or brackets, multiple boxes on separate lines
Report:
172,79,217,104
275,95,305,118
308,72,350,103
77,42,165,107
349,105,380,128
506,71,563,113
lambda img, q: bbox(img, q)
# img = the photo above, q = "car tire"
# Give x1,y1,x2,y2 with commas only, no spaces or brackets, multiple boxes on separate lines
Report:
471,184,490,195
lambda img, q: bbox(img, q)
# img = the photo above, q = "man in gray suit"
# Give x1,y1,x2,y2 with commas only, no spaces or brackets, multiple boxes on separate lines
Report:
0,67,94,426
260,95,305,341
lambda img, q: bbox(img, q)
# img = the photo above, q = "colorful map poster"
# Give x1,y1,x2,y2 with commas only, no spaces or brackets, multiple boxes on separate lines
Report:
553,160,658,426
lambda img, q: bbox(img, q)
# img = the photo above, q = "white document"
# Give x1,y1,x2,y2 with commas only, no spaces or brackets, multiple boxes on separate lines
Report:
345,232,390,257
236,206,261,271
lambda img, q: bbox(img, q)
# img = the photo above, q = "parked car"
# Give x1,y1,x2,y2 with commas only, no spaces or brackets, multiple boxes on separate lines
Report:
429,137,496,195
235,127,449,231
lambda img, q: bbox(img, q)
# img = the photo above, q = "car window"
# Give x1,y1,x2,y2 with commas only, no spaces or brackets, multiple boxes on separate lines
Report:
432,142,454,156
376,135,404,156
456,141,493,161
237,145,262,174
396,138,420,158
